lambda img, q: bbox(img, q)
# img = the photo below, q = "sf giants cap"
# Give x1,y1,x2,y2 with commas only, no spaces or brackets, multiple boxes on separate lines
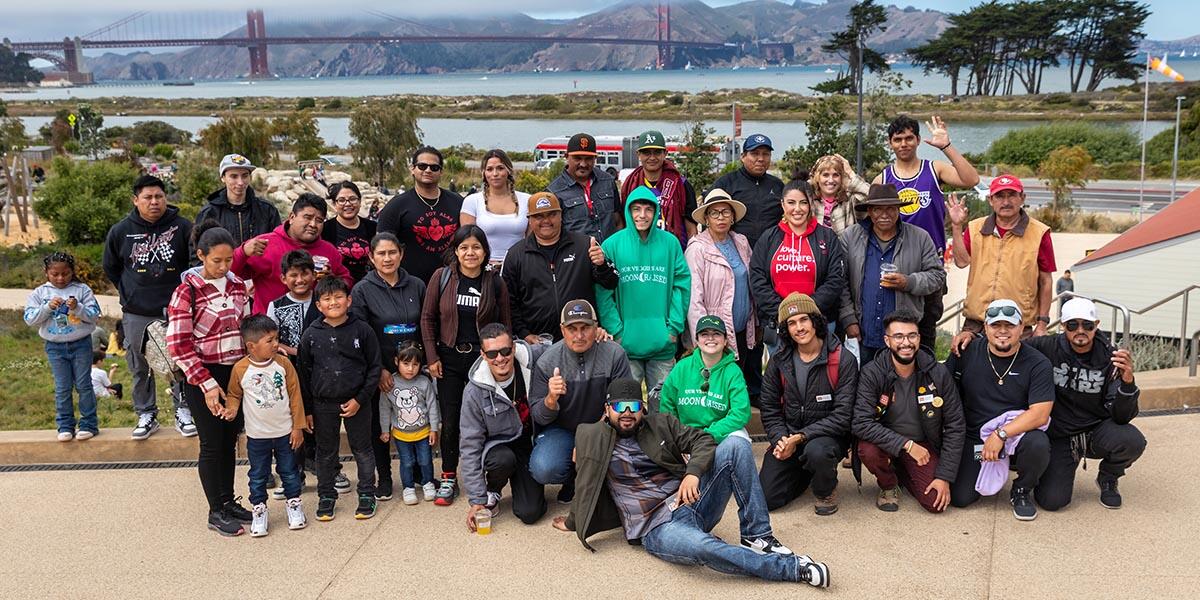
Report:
989,174,1024,195
567,133,598,156
561,299,597,326
527,191,561,216
218,153,256,176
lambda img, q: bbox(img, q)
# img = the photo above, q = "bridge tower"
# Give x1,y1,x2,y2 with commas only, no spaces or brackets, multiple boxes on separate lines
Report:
245,9,270,78
656,1,672,70
58,37,92,84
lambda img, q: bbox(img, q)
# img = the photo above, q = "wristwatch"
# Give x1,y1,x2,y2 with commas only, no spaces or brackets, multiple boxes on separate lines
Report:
1037,316,1051,324
996,428,1009,442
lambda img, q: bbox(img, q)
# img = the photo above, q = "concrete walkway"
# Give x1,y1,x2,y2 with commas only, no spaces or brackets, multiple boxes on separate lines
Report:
2,414,1197,599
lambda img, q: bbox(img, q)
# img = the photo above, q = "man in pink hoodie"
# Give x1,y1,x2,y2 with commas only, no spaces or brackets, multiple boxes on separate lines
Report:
233,193,352,314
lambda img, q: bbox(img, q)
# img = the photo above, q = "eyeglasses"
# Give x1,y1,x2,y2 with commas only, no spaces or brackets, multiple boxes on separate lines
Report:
607,400,643,414
482,346,514,360
1064,320,1096,332
414,163,443,172
700,368,711,393
706,208,734,219
886,332,922,343
985,305,1019,319
334,197,360,205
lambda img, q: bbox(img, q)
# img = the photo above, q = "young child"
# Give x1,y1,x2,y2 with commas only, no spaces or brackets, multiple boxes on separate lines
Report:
298,276,382,522
224,315,308,537
266,250,321,361
91,350,123,400
379,341,440,505
24,252,103,442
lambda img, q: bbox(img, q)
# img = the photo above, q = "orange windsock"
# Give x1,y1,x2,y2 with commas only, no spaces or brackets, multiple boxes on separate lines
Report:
1150,56,1185,82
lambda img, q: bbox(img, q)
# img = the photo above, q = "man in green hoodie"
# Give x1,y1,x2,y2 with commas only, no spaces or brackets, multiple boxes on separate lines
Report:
596,186,691,394
658,315,794,556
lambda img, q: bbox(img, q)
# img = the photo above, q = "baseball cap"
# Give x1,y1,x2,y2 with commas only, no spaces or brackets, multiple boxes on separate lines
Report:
637,130,667,151
606,378,643,403
695,315,727,335
528,191,562,216
560,299,597,326
742,133,773,153
989,174,1024,195
218,153,256,176
984,299,1022,326
1060,297,1098,323
567,133,598,156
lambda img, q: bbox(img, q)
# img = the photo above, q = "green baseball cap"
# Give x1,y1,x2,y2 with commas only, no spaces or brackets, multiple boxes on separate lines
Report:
637,130,667,151
695,315,727,335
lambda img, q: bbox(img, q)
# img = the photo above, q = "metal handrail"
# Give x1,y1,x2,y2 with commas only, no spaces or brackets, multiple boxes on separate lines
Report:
1190,328,1200,377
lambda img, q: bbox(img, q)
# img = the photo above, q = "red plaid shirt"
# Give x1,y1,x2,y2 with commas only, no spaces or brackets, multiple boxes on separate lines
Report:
167,271,250,392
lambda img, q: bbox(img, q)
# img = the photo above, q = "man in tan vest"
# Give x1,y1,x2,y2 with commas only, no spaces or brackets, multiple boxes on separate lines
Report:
946,175,1056,353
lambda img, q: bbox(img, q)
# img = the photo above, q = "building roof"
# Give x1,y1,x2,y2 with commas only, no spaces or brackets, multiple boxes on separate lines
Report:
1075,187,1200,267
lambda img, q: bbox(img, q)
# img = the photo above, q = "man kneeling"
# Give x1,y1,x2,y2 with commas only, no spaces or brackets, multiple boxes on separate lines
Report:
852,311,964,512
553,378,829,587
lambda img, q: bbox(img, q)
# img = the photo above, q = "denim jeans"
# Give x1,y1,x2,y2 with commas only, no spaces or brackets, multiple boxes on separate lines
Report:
629,359,674,401
714,436,773,540
641,441,806,582
529,425,575,485
394,437,435,489
46,337,98,433
247,435,302,505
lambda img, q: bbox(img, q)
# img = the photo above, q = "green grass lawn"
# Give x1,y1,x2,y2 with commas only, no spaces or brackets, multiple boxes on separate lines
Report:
0,309,179,431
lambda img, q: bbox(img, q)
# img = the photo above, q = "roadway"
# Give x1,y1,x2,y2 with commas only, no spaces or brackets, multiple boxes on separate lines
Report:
1020,179,1197,215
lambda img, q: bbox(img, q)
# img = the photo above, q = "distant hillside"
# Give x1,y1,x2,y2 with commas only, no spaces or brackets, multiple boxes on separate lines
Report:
82,0,950,80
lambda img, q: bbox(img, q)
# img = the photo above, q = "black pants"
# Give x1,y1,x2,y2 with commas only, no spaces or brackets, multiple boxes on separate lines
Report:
758,435,845,510
951,428,1051,508
1036,421,1147,511
313,403,376,498
919,289,945,353
737,329,763,408
436,347,476,475
369,386,393,487
182,363,241,513
483,435,547,524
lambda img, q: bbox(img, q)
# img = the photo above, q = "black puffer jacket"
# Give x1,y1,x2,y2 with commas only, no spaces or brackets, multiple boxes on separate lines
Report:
759,337,857,447
711,166,783,246
502,232,618,340
196,187,282,247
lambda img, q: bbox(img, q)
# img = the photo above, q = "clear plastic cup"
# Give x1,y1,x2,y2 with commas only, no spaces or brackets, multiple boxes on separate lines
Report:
880,262,898,286
476,508,492,535
313,255,330,274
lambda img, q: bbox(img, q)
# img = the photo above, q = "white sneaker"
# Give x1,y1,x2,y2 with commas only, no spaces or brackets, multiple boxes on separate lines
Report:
57,431,74,442
421,482,437,502
75,430,94,441
250,503,269,537
271,486,287,500
402,487,419,505
285,498,306,530
131,414,159,440
174,406,198,437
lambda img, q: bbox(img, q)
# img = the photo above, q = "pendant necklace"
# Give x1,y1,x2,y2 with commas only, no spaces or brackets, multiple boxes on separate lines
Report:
987,349,1019,386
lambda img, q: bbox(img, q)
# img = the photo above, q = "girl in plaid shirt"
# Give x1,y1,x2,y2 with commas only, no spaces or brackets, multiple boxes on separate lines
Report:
167,220,253,536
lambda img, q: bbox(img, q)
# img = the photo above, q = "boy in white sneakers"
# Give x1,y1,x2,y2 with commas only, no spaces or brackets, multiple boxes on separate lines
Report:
225,315,308,536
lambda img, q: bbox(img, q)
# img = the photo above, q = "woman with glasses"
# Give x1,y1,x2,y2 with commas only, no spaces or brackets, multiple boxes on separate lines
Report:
323,181,377,283
459,149,530,268
421,225,512,507
685,188,759,402
656,315,794,556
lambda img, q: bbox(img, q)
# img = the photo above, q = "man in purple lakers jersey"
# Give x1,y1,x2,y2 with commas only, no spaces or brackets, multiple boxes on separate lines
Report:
873,115,980,350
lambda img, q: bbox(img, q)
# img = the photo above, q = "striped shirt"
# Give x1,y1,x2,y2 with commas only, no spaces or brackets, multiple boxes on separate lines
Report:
166,271,249,393
606,437,680,540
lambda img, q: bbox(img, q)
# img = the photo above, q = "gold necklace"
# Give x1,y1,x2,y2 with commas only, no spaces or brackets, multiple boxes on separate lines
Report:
987,348,1019,386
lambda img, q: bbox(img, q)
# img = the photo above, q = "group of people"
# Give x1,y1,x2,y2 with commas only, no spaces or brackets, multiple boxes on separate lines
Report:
26,114,1147,588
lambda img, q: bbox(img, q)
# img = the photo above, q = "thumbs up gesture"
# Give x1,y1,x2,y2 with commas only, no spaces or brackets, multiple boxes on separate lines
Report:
546,366,567,409
588,236,605,266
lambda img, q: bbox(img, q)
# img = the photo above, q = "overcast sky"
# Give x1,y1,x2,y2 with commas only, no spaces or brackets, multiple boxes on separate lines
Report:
2,1,1194,42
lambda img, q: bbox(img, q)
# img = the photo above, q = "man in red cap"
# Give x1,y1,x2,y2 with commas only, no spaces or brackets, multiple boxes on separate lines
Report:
946,174,1056,353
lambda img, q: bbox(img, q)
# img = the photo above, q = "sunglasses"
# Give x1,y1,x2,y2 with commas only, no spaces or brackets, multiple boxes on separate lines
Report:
985,305,1019,319
608,400,643,414
414,162,443,172
482,346,514,360
1064,320,1096,332
700,368,711,393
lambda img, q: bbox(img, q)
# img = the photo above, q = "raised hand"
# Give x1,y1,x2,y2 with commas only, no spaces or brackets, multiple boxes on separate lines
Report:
924,115,950,150
945,193,969,227
588,237,605,266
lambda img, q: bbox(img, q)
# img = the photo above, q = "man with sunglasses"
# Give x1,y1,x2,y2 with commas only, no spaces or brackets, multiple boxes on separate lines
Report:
546,133,624,242
853,311,964,513
944,299,1054,520
1023,298,1144,510
376,146,464,283
461,323,550,531
553,378,830,587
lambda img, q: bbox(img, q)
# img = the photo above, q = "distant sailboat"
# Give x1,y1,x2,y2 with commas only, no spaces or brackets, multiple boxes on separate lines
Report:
1181,50,1187,58
684,61,694,71
824,67,836,74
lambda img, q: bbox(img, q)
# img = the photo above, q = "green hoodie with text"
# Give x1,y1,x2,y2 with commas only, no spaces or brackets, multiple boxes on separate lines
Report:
596,186,691,362
658,349,750,443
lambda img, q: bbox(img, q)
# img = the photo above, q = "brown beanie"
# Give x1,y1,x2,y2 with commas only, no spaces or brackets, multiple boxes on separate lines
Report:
777,292,819,324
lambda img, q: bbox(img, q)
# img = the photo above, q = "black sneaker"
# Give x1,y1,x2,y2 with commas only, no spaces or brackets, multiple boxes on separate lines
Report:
316,497,336,521
798,560,830,588
207,509,245,537
223,497,253,524
556,481,575,505
355,493,377,519
1011,488,1037,521
1097,477,1122,509
376,479,394,501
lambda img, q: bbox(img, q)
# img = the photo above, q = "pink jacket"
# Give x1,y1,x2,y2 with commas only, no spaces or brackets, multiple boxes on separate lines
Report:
232,225,352,314
684,229,756,356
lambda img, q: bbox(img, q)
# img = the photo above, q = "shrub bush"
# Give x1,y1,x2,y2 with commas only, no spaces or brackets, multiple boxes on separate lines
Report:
33,157,137,245
0,243,112,294
530,96,561,111
297,97,316,110
152,143,175,160
324,98,343,110
985,122,1138,168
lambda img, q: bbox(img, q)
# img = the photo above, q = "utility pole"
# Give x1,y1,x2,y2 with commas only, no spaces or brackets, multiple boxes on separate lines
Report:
855,31,864,176
1172,96,1186,202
